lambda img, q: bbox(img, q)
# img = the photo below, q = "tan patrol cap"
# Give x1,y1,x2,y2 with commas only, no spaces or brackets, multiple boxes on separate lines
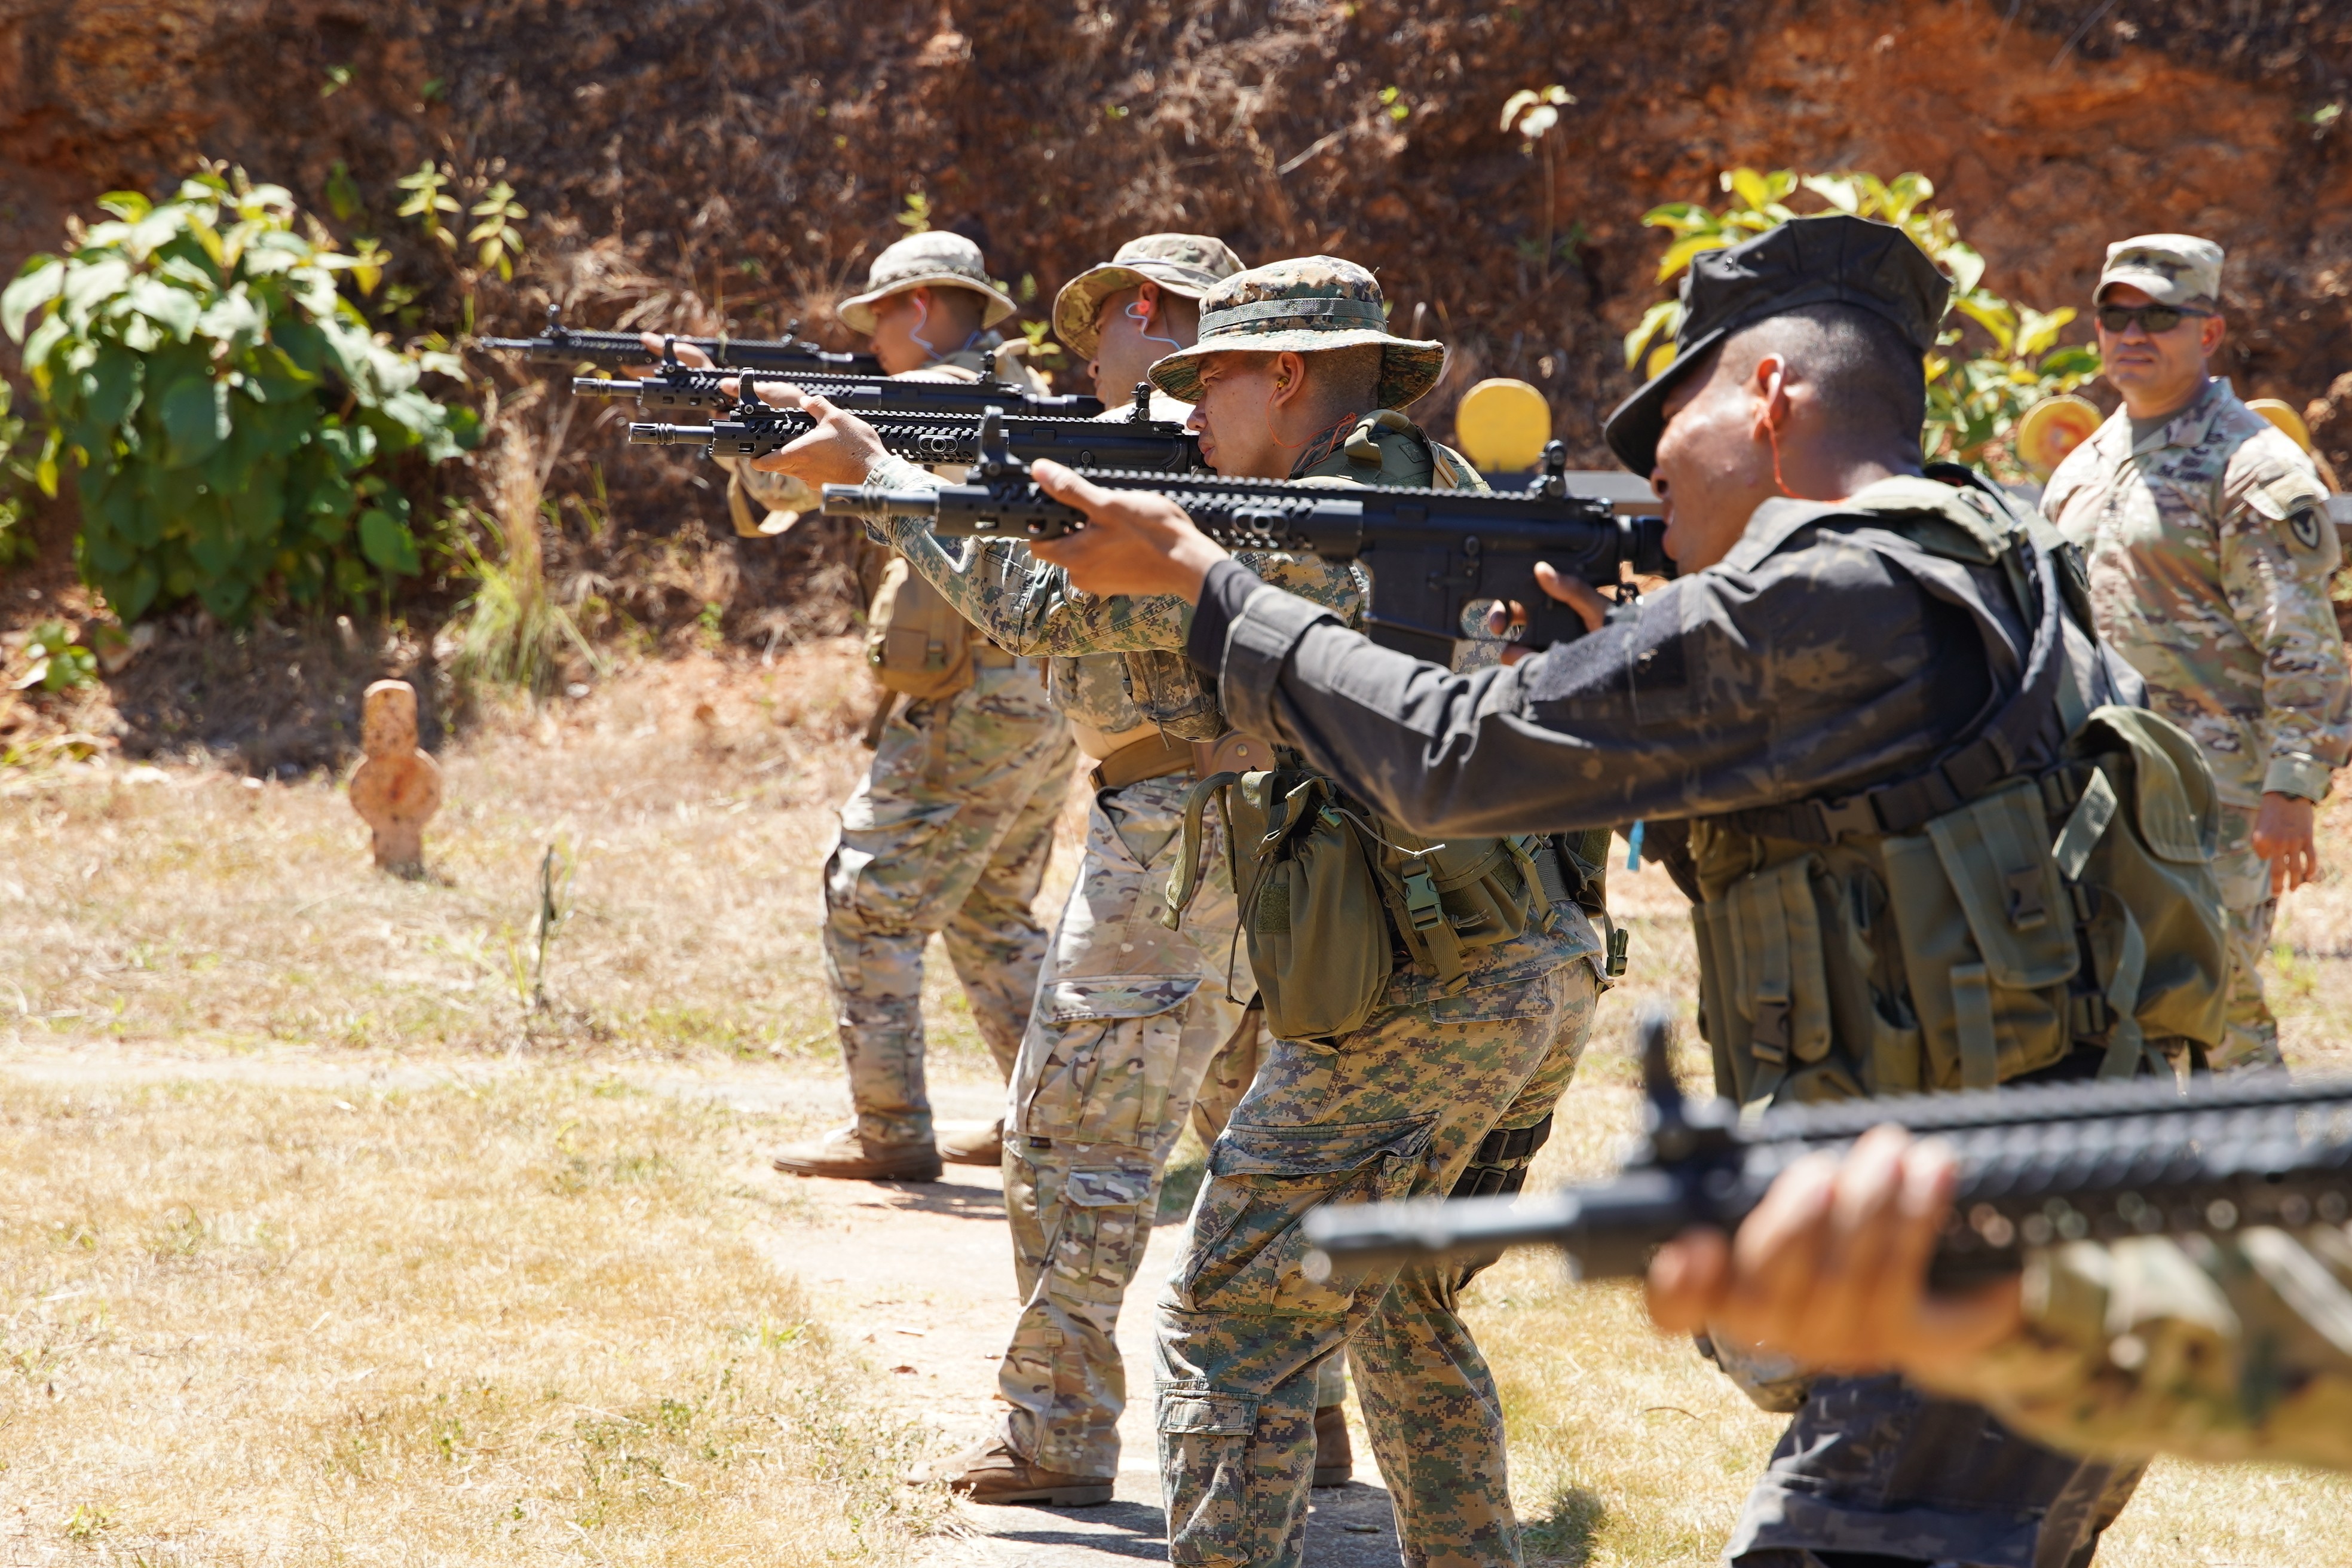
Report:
2096,234,2224,309
838,231,1019,336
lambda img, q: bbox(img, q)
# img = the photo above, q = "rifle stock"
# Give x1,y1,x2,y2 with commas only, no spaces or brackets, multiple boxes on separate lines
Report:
1302,1010,2352,1290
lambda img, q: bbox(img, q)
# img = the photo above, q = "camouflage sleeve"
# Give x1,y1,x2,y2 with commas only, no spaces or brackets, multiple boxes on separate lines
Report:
1937,1227,2352,1472
2216,439,2351,800
859,452,1361,654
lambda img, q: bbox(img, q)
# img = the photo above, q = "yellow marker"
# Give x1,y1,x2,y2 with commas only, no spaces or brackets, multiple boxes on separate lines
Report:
1453,378,1553,473
2013,394,2103,479
2247,398,2316,456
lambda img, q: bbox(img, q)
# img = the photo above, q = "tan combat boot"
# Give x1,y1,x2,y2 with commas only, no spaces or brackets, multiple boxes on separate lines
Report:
1312,1403,1354,1487
935,1117,1004,1166
768,1124,941,1183
909,1434,1113,1506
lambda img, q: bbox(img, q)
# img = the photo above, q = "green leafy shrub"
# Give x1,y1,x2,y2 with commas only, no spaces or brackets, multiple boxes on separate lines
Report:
13,621,97,693
1627,169,2099,479
1,165,481,621
0,382,36,567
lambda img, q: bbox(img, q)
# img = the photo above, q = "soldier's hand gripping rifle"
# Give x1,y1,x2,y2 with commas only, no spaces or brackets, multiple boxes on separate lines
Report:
1302,1010,2352,1290
629,394,1205,474
476,305,885,375
819,421,1673,655
574,356,1104,416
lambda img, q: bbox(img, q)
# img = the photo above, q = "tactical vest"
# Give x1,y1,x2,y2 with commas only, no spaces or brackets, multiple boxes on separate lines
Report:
1165,768,1613,1044
1688,477,2228,1108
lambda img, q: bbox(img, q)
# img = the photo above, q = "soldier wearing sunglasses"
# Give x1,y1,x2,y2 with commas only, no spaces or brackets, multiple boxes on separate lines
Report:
2042,234,2350,1070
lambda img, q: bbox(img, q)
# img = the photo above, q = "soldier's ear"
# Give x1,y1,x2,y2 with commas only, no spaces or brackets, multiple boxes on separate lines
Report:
2198,313,2227,356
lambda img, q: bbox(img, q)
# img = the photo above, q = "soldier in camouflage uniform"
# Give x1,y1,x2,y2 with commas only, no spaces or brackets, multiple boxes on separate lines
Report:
2042,235,2351,1071
1646,1123,2352,1475
1024,218,2210,1568
748,232,1077,1182
755,256,1603,1560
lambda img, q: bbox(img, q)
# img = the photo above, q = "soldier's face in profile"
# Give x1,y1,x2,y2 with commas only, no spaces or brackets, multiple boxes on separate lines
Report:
1089,284,1191,408
1649,350,1777,572
1186,352,1293,479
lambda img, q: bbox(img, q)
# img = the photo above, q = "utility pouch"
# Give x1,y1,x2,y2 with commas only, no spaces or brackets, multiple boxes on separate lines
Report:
1697,856,1834,1107
1367,827,1558,989
1167,770,1393,1044
866,556,975,699
1881,780,2077,1090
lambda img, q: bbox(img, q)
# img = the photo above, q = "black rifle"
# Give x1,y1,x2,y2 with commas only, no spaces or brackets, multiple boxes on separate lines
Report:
1301,1010,2352,1289
819,418,1672,655
575,359,1102,417
631,403,1204,474
476,306,884,375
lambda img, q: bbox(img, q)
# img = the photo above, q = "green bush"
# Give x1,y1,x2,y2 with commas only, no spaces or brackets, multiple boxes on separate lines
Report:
1,165,481,621
1627,169,2100,479
0,381,36,567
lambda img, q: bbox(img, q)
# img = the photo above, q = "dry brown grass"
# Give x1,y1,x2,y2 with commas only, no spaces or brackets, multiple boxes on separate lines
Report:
0,1069,950,1566
4,653,2351,1565
0,637,1062,1078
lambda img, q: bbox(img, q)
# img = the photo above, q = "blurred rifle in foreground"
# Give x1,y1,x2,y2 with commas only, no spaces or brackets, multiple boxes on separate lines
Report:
821,424,1670,655
1303,1010,2352,1290
575,358,1102,416
476,307,884,375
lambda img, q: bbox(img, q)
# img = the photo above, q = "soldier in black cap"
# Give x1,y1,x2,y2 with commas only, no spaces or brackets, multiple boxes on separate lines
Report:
1019,212,2236,1567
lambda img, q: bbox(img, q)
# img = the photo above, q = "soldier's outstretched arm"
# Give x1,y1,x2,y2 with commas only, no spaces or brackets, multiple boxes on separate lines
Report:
1028,462,1999,839
1647,1125,2352,1474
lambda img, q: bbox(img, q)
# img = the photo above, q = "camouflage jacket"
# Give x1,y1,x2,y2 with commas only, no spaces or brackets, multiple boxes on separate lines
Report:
2042,379,2349,806
1947,1226,2352,1474
860,412,1481,737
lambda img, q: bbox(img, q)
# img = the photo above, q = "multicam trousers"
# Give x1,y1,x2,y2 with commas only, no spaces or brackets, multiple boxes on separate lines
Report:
996,772,1270,1477
821,663,1075,1146
1154,921,1603,1568
2209,802,2283,1071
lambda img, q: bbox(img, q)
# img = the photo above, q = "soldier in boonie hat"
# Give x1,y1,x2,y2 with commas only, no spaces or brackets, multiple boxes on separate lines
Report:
2096,233,2224,308
837,230,1020,336
1147,255,1447,412
1601,212,1949,476
1051,232,1245,360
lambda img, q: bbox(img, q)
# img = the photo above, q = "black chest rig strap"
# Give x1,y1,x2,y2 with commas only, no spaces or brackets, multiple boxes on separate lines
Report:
1720,531,2063,846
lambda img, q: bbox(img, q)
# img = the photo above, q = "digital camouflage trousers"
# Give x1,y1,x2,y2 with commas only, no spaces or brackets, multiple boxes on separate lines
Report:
1154,920,1603,1568
821,664,1075,1146
996,771,1337,1478
2209,801,2283,1071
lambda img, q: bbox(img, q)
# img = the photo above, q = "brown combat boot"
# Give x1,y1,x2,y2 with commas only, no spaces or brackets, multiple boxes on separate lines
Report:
1312,1403,1354,1487
936,1118,1004,1166
909,1435,1113,1507
768,1125,941,1183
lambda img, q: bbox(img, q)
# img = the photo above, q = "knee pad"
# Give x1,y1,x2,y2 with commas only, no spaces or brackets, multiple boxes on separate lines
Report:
1449,1113,1554,1199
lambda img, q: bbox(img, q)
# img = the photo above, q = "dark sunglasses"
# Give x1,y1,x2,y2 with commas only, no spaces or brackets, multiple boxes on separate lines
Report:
2095,303,2213,335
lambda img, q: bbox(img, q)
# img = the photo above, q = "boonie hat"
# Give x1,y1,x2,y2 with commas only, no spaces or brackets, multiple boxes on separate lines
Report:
1601,214,1951,475
838,231,1019,336
1051,234,1247,359
2096,234,2224,310
1146,256,1446,410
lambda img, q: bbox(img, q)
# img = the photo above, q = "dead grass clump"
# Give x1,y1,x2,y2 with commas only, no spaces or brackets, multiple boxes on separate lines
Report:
0,1073,948,1565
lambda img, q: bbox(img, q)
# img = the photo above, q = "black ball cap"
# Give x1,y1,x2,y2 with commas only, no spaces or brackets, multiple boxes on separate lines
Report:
1601,214,1952,476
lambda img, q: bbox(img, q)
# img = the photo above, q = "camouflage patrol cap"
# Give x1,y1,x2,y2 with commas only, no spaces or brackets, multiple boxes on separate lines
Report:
2097,234,2224,309
838,231,1019,336
1146,256,1447,409
1051,234,1247,360
1602,213,1950,474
